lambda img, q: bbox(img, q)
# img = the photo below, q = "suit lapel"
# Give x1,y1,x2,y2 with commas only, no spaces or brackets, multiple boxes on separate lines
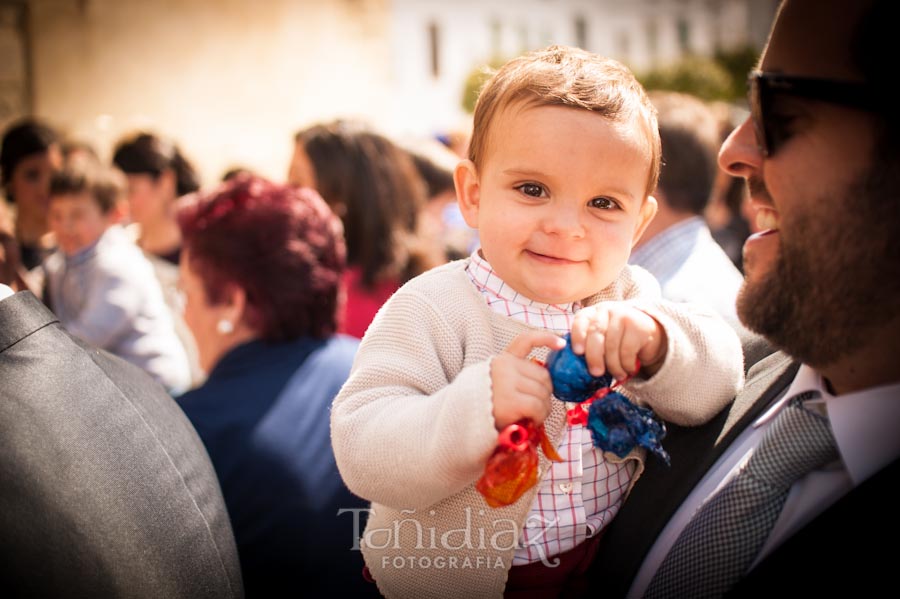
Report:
588,351,799,596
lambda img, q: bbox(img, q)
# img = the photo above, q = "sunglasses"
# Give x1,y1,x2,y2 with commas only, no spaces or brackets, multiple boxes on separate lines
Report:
748,70,879,157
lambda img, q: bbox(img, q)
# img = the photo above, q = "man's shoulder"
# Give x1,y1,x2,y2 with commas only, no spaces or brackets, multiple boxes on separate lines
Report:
0,290,57,353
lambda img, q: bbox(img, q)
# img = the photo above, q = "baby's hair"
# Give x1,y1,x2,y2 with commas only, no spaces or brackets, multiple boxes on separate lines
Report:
50,162,124,215
469,45,661,197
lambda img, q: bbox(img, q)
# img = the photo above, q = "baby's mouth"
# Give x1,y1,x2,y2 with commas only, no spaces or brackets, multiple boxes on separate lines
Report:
527,250,577,264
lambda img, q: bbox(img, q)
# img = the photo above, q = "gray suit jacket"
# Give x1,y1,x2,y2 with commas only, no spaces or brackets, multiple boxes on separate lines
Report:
588,349,899,596
0,291,244,598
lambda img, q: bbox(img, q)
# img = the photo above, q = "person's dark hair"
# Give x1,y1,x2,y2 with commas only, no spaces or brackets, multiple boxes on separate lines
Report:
0,229,20,287
221,166,255,182
649,91,720,215
295,121,432,287
112,132,200,196
178,174,345,341
1,118,60,197
408,149,455,199
61,139,100,166
50,162,124,214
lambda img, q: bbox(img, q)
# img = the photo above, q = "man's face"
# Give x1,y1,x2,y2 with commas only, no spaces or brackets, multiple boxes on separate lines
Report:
720,0,899,369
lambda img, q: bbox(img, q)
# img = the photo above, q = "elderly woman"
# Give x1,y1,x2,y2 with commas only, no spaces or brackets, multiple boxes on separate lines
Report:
175,175,371,597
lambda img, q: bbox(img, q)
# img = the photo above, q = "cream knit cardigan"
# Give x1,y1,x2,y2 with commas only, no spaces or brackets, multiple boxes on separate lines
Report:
331,259,743,599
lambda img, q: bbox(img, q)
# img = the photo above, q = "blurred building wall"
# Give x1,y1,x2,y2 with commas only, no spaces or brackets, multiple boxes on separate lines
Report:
1,1,30,132
3,0,776,189
391,0,778,138
24,0,393,185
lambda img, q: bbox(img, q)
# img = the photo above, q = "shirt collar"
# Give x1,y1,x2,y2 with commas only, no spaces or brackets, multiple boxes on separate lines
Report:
465,250,579,333
824,374,900,485
755,363,900,486
62,227,108,267
629,216,705,284
0,284,13,302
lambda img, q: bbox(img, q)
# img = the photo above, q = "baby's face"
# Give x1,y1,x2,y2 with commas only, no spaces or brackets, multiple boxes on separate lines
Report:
48,192,110,256
459,103,656,304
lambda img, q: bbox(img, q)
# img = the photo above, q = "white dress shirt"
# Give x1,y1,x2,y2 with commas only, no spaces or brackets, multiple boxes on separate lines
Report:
0,283,13,301
629,364,900,597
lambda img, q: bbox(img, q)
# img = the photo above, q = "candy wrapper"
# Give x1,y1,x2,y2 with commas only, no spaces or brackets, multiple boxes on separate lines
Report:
477,335,670,508
546,334,670,465
475,419,561,508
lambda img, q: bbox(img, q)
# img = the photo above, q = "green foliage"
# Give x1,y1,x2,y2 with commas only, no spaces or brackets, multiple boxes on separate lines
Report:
461,58,509,114
637,55,734,101
715,45,762,99
636,45,761,102
461,45,763,112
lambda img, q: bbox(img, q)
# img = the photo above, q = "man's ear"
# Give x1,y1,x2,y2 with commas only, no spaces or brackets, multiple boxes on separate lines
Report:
631,195,659,247
454,159,481,229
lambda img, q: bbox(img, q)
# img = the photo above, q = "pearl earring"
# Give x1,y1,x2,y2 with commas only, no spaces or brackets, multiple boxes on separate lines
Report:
216,319,234,335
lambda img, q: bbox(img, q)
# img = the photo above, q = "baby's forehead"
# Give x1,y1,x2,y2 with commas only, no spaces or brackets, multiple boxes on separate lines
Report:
486,101,655,162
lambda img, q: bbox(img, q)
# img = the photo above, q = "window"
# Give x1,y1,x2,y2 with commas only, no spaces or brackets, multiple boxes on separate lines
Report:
574,15,587,49
428,21,440,78
677,17,691,53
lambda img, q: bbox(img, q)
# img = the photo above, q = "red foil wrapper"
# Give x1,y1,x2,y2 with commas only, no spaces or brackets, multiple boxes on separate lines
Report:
476,419,562,508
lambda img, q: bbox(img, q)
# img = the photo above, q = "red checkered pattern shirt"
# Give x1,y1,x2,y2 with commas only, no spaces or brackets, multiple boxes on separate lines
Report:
466,251,636,564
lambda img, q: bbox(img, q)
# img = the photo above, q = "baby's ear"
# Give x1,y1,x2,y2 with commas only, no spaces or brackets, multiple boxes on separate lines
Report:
454,159,481,229
631,195,658,247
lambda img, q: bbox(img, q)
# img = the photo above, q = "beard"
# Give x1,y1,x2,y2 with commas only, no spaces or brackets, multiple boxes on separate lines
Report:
737,160,900,368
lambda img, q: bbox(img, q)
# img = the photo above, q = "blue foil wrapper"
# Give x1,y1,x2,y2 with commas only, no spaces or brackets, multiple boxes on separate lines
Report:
545,334,613,402
586,392,670,465
546,334,670,465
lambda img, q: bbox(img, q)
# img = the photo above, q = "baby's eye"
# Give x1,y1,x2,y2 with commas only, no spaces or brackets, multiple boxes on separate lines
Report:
588,197,618,210
516,183,546,198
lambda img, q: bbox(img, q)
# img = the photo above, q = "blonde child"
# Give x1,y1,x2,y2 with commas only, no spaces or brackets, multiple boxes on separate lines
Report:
331,45,744,598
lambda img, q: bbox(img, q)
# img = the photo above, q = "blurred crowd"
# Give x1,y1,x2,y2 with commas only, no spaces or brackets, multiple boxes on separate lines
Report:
0,94,755,595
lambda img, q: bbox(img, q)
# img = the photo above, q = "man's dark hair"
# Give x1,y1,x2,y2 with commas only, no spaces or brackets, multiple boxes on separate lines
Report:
649,91,720,215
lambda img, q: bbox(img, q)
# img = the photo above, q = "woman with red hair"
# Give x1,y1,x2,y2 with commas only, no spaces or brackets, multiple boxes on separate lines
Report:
175,175,372,597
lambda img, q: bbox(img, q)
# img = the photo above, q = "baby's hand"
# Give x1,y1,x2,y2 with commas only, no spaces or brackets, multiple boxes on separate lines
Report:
569,302,667,381
490,331,565,431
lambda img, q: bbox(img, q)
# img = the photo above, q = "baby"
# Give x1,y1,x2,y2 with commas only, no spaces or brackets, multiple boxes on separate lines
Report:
331,45,744,598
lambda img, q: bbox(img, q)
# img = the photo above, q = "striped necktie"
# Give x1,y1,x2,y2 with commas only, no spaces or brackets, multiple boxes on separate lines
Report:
645,391,839,597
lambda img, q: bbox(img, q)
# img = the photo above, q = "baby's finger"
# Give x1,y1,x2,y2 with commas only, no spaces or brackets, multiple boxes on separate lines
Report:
520,358,554,388
583,326,607,377
505,389,552,424
617,324,645,377
604,312,628,381
504,330,566,359
571,308,609,355
569,316,590,355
